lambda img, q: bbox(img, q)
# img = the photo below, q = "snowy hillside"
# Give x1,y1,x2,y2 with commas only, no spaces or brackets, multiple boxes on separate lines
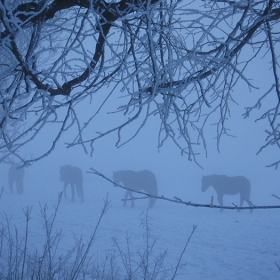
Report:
0,170,279,279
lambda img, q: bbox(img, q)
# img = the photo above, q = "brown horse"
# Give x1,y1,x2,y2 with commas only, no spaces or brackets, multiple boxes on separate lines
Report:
60,165,83,202
8,165,25,194
201,175,253,211
113,170,158,208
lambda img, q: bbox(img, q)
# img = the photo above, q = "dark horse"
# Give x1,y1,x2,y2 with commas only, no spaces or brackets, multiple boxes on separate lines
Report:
60,165,83,202
201,175,253,211
8,165,25,194
113,170,158,208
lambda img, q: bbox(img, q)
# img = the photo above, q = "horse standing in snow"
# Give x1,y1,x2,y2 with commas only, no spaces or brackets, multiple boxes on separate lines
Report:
201,174,253,211
8,165,25,194
60,165,84,202
113,170,158,208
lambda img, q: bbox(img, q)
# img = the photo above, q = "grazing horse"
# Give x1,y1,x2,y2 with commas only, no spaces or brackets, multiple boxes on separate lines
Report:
8,165,25,194
60,165,83,202
201,175,253,211
113,170,158,208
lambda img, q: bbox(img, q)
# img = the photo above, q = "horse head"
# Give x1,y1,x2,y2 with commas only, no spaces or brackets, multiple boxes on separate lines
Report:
60,165,72,182
112,171,120,186
201,176,210,192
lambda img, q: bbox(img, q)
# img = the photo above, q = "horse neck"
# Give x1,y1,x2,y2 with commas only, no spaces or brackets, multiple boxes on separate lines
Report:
115,171,128,181
113,173,122,184
207,175,217,185
203,176,215,190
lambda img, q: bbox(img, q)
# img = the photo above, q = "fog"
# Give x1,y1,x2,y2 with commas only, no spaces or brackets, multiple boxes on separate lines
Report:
1,2,280,278
1,49,278,208
1,3,278,209
1,47,278,208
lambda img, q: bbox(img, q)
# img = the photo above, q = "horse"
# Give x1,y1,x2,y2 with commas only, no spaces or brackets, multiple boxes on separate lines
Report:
8,165,25,194
201,174,253,211
60,165,84,202
113,170,158,208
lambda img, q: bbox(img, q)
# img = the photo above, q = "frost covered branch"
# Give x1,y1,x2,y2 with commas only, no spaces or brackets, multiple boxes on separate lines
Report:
171,224,197,280
0,192,111,278
0,0,280,165
272,194,280,201
90,168,280,210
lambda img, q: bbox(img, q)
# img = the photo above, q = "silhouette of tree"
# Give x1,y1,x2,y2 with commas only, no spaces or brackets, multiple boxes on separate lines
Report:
0,0,279,166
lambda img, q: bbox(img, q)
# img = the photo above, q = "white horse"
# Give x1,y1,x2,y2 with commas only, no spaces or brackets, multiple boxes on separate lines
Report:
113,170,158,208
201,175,253,211
60,165,83,202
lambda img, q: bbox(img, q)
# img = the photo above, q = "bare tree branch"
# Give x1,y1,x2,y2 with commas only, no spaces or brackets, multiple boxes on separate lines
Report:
0,0,280,166
89,168,280,210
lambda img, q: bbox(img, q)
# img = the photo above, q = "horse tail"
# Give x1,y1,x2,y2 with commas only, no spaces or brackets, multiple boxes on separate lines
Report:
242,177,251,198
148,177,158,208
77,171,84,201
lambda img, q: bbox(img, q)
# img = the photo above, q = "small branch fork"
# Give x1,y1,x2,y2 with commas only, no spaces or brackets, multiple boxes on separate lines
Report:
89,168,280,210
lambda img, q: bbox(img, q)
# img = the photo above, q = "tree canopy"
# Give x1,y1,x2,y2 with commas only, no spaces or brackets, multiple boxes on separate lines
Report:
0,0,279,166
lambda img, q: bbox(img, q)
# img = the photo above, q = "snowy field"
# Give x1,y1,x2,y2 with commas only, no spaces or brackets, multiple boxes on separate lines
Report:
0,168,279,280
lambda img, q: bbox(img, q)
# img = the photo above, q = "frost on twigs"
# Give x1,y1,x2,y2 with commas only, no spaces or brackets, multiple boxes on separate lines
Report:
0,0,279,166
0,192,111,279
272,194,280,201
112,211,196,279
90,168,280,211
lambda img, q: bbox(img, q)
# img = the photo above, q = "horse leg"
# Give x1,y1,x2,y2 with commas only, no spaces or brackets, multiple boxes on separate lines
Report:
148,187,157,208
64,183,68,199
123,191,131,206
248,200,253,213
217,195,223,211
148,196,156,209
239,196,244,207
77,185,84,202
148,198,153,209
243,196,253,213
236,195,244,212
239,195,253,212
123,191,128,206
80,187,84,202
71,183,75,202
19,179,23,194
16,181,20,194
76,186,80,198
9,179,13,193
130,191,135,208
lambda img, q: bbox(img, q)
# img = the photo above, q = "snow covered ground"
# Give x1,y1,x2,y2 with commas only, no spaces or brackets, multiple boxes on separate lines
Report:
0,168,279,280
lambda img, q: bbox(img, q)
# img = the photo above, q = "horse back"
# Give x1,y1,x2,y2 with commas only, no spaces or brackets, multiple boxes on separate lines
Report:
61,165,83,186
73,167,83,187
9,165,24,181
119,170,158,195
215,175,250,196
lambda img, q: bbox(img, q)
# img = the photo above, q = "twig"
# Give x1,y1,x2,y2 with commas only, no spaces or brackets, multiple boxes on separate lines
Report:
171,225,197,280
232,203,238,209
21,206,32,280
71,195,111,279
88,168,156,198
90,168,280,211
122,197,149,202
272,194,280,200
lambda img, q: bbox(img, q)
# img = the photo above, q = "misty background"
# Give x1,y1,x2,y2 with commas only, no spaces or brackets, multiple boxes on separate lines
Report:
1,43,278,209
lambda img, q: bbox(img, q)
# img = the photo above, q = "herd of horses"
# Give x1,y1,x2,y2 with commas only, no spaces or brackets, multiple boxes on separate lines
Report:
7,164,253,210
